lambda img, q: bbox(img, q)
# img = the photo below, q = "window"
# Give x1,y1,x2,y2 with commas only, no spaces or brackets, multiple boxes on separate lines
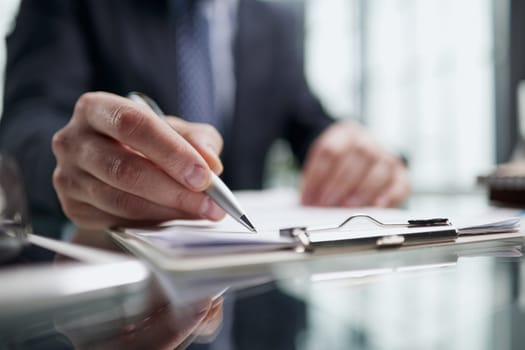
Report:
304,0,495,192
0,0,497,192
0,0,20,117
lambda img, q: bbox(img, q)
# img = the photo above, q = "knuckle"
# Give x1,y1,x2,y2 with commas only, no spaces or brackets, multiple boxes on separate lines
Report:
201,124,223,145
107,154,142,189
113,191,131,213
52,167,64,187
61,198,82,221
85,177,102,201
164,142,193,172
113,191,145,217
317,143,340,162
51,129,71,155
74,93,91,115
79,136,99,162
110,105,146,138
52,167,72,190
169,189,186,209
74,92,101,117
170,189,197,212
59,195,113,229
211,131,224,150
354,142,373,159
170,136,190,156
201,123,219,137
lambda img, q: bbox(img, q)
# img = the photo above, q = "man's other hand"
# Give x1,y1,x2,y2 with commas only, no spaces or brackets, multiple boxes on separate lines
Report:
301,120,410,208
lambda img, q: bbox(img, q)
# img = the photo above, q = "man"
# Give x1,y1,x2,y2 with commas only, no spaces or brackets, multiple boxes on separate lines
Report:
0,0,409,233
0,1,410,348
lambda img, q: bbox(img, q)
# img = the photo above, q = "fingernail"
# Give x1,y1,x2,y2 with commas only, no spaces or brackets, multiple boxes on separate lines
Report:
185,164,209,190
201,197,225,220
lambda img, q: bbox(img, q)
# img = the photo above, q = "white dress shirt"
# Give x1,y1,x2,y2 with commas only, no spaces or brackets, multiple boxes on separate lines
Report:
200,0,239,122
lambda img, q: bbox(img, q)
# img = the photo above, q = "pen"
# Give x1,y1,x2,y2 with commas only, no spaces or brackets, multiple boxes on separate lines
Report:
127,92,257,232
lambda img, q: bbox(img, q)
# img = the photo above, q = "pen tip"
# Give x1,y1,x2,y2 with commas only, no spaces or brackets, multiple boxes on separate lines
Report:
240,214,257,233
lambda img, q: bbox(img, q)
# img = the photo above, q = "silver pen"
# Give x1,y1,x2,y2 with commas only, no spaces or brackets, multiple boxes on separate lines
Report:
127,92,257,232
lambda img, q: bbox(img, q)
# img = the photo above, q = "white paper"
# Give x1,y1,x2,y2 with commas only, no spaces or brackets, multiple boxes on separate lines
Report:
123,189,522,257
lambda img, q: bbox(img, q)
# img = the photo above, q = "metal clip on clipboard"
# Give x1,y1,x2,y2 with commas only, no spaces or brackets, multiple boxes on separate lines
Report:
280,215,457,252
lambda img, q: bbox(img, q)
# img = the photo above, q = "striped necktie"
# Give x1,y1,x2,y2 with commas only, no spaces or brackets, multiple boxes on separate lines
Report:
172,0,217,127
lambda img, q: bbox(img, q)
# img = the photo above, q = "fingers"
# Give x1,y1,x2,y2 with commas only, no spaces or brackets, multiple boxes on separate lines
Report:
344,158,395,207
372,164,411,207
51,196,155,230
301,122,355,204
314,148,372,206
53,167,224,227
52,92,228,229
73,92,212,191
300,149,333,204
65,133,223,219
300,120,410,208
166,117,224,175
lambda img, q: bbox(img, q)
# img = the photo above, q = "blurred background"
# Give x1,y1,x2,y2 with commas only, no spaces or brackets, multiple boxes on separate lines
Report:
0,2,523,349
0,0,521,194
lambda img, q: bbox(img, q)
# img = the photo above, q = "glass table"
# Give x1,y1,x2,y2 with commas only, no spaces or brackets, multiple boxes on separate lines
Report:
0,192,524,350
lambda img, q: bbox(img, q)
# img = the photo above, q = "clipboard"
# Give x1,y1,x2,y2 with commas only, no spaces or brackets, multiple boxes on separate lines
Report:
280,215,458,251
108,215,522,277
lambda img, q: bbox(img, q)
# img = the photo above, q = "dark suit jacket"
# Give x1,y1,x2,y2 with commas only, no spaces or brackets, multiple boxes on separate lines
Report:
0,0,333,227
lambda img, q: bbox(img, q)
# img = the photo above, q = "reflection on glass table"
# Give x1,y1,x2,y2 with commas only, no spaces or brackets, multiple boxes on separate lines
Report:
276,240,523,350
1,185,525,349
0,229,227,350
24,226,525,349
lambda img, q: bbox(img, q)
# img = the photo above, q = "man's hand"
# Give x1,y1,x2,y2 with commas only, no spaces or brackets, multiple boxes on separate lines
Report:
52,92,226,229
301,120,410,208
